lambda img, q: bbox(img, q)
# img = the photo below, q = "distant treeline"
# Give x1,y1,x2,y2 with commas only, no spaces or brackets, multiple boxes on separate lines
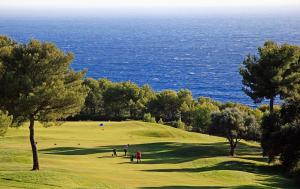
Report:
70,77,266,138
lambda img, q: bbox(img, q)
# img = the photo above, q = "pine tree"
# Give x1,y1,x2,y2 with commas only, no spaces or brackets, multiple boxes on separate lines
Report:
240,41,300,113
0,36,87,170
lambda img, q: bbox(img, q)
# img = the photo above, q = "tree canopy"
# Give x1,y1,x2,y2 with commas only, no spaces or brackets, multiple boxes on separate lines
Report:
0,36,87,170
210,108,258,156
191,101,219,133
240,41,300,113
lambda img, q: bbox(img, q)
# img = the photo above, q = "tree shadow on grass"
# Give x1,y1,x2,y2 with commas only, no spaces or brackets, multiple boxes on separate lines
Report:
140,186,224,189
40,141,261,164
139,183,297,189
117,141,261,164
238,156,268,163
39,142,297,188
145,160,281,174
235,142,261,156
139,175,297,189
40,147,112,155
126,142,229,164
139,186,270,189
145,161,296,188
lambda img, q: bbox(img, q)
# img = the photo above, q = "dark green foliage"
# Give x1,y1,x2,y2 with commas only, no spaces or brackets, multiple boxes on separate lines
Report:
279,122,300,170
102,81,141,119
238,41,300,186
192,106,211,132
209,102,262,141
261,100,300,180
210,108,246,156
261,115,300,174
0,38,87,124
0,36,87,170
148,90,181,122
240,41,300,113
75,80,155,121
261,112,282,162
74,80,194,123
260,98,300,185
271,97,300,170
256,61,300,186
281,98,300,123
239,41,300,183
147,89,194,124
178,89,195,125
74,78,262,138
219,102,264,122
261,99,300,170
210,108,258,156
228,104,262,141
191,101,219,133
243,114,261,141
80,78,107,119
138,84,156,118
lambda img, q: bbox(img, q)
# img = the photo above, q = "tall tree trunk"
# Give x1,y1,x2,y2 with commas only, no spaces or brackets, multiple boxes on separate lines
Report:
29,116,39,170
230,147,235,156
269,97,274,114
229,140,236,156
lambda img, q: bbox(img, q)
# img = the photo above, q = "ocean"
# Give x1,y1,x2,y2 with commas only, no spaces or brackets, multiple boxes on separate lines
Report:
0,15,300,106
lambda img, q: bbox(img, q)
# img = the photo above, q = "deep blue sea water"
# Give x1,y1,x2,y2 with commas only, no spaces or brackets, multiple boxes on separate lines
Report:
0,16,300,105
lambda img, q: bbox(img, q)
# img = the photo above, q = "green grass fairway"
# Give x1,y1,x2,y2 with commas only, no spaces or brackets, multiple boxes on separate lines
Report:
0,121,297,188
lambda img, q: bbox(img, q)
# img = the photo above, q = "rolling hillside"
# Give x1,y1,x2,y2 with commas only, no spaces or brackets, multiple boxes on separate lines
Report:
0,121,297,188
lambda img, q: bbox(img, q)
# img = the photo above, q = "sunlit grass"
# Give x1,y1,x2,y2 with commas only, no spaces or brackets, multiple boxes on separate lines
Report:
0,121,297,188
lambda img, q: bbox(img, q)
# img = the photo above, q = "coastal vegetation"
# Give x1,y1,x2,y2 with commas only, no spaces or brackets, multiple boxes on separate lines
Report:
240,41,300,113
240,41,300,182
1,35,300,186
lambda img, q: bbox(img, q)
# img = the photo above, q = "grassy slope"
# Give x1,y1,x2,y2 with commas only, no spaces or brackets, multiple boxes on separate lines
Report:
0,121,297,189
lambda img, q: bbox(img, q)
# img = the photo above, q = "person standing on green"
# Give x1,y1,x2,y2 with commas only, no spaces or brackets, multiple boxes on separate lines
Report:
136,151,142,163
112,148,117,157
123,144,129,156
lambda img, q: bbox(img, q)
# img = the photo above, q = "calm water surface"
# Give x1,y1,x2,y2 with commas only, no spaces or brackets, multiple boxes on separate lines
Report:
1,16,300,105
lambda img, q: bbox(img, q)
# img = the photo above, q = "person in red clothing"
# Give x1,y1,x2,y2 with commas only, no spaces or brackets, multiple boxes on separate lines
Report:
136,151,142,163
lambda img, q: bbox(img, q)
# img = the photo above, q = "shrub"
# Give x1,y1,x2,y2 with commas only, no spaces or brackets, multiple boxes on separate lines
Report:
210,108,242,156
278,121,300,170
143,113,156,123
175,118,185,130
0,110,12,136
261,112,282,162
243,114,261,141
